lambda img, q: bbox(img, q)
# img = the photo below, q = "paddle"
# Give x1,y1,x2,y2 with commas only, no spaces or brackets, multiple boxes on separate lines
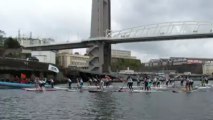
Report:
118,80,126,92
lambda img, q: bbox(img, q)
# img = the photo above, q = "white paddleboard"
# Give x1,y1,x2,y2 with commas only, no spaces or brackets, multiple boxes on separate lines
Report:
23,88,56,91
131,90,160,93
66,89,79,92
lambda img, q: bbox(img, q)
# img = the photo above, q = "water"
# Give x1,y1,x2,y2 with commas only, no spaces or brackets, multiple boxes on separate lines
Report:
1,83,213,120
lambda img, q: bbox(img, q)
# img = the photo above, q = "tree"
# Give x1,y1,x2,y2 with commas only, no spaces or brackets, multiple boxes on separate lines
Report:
111,58,142,72
4,37,20,48
0,30,5,47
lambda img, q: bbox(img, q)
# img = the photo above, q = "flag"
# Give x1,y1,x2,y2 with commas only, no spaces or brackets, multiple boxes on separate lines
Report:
48,64,59,73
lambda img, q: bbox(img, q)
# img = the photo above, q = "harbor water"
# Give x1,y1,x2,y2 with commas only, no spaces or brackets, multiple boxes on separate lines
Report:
1,83,213,120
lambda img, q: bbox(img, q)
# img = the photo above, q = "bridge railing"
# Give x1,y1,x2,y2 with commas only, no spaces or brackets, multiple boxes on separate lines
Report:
107,21,213,38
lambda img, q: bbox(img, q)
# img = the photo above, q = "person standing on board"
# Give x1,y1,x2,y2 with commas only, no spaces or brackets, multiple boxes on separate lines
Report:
136,76,141,87
99,78,105,90
153,77,157,87
201,76,205,87
180,76,184,86
144,77,148,91
68,77,72,89
185,77,190,91
189,77,194,91
127,76,133,91
50,78,54,88
79,77,84,89
205,76,209,85
147,77,152,91
38,78,46,90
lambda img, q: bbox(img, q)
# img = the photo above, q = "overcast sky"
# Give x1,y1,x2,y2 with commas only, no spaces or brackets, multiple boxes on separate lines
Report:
0,0,213,62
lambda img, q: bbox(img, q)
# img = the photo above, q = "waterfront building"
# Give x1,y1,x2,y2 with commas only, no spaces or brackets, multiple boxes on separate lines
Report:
111,49,136,59
144,57,213,74
147,57,213,67
31,51,56,64
203,61,213,75
18,37,54,47
119,67,135,74
57,52,89,69
17,31,55,47
57,49,139,71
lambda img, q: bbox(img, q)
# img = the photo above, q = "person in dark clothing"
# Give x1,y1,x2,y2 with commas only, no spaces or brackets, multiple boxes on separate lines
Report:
67,78,72,89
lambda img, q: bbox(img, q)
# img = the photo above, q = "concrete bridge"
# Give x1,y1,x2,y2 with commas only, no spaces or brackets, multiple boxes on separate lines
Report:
25,0,213,74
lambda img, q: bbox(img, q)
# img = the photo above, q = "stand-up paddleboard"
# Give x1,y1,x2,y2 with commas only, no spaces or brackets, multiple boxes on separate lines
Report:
54,87,68,91
23,88,57,91
181,88,198,93
151,86,168,90
116,89,160,93
88,89,104,93
119,86,143,90
86,85,113,89
131,90,160,93
195,86,211,89
66,89,79,92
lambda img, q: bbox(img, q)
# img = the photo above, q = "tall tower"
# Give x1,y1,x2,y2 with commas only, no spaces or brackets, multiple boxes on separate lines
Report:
90,0,111,38
87,0,111,73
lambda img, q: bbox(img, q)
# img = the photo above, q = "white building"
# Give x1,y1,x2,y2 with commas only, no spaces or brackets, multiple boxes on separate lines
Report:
111,49,136,59
119,67,136,74
203,62,213,75
57,52,89,69
18,38,54,47
17,31,54,47
31,51,56,64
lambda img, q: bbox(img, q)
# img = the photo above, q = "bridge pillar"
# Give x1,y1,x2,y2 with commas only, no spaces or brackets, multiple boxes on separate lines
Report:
88,0,111,73
87,41,111,73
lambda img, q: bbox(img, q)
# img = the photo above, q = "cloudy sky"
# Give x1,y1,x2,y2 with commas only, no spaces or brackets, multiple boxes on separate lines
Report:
0,0,213,62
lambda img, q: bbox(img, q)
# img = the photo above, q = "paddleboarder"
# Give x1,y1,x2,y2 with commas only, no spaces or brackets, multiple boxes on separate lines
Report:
79,78,84,89
50,78,54,88
127,76,133,91
68,77,72,89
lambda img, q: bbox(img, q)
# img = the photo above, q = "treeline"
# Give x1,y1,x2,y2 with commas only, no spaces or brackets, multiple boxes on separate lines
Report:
0,37,20,48
111,58,142,72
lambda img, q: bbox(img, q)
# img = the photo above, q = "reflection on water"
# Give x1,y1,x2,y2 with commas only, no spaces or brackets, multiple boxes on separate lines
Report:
1,83,213,120
86,93,118,120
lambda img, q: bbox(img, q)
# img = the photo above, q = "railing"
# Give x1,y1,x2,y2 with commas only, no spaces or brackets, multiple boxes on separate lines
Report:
107,21,213,39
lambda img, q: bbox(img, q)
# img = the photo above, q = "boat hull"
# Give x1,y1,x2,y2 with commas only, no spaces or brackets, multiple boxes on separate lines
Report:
0,81,50,89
